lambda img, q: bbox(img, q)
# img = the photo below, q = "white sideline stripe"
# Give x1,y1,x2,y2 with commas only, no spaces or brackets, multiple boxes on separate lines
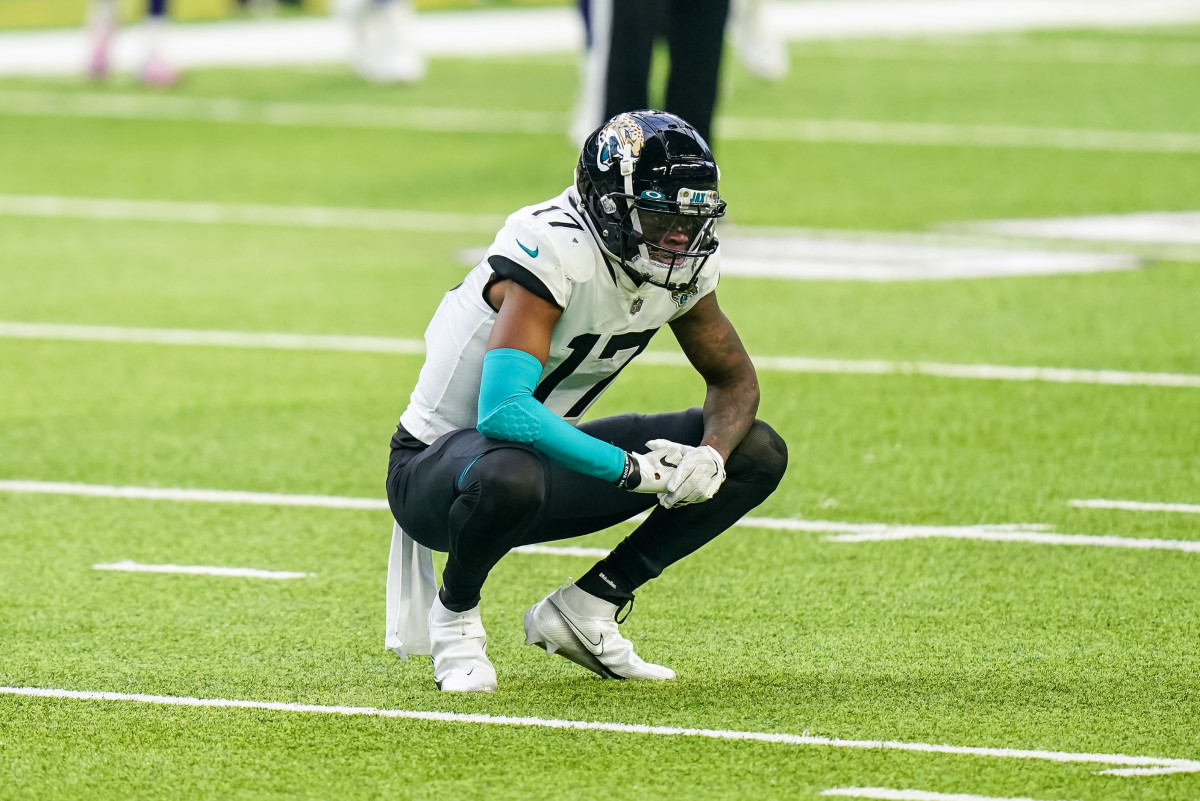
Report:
822,789,1072,801
0,194,501,234
1,91,1198,154
2,687,1197,776
826,529,1200,553
4,322,1200,389
93,561,312,579
1069,499,1200,515
4,481,1198,556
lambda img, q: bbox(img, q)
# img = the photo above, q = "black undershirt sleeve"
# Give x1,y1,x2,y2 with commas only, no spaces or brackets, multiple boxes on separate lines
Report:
487,255,562,309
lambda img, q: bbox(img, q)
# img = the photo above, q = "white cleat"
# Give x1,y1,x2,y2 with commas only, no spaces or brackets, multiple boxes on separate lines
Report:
428,594,497,693
524,582,675,681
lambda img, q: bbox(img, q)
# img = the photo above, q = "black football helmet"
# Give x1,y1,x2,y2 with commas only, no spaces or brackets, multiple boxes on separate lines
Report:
575,110,726,291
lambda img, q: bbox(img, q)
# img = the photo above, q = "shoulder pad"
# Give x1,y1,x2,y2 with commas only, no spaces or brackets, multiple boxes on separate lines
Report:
488,212,588,308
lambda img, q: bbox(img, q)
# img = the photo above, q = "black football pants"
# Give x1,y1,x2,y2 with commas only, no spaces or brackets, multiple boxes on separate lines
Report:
587,0,731,146
386,408,787,606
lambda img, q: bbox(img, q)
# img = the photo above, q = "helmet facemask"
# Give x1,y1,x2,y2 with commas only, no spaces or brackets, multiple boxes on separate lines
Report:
617,187,724,291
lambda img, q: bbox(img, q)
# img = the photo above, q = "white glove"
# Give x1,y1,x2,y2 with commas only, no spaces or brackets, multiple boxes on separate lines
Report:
616,441,684,494
659,445,725,508
643,438,692,472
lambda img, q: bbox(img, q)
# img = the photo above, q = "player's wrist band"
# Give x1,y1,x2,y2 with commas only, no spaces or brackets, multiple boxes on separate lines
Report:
616,452,642,490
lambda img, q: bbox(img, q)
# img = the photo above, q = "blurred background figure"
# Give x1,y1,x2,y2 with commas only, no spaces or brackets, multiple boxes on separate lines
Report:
571,0,730,148
335,0,426,84
86,0,180,85
730,0,789,81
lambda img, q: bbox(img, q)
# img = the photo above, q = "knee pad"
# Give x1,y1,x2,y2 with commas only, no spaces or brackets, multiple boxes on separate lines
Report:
459,447,546,517
730,420,788,488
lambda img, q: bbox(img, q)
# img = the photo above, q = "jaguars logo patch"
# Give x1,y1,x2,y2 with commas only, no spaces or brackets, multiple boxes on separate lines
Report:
670,284,699,307
595,113,645,173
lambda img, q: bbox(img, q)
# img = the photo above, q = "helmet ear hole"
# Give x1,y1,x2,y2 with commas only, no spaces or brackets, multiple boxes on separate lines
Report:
600,195,618,215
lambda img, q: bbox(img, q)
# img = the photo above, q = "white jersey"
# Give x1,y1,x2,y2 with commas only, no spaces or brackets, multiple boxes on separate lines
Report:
398,186,721,445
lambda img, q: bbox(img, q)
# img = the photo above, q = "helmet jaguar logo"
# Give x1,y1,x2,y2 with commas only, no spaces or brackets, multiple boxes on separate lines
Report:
595,113,645,173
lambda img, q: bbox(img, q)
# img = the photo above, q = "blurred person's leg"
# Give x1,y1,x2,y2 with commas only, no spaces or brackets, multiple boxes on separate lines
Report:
139,0,180,86
85,0,118,78
664,0,729,146
570,0,664,145
601,0,661,120
730,0,789,81
350,0,426,84
568,0,600,146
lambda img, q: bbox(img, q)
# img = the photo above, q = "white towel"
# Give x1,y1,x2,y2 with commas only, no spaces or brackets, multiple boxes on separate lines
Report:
384,521,437,659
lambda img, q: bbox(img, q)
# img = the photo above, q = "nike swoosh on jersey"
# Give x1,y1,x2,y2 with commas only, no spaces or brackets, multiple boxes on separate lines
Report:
516,239,539,258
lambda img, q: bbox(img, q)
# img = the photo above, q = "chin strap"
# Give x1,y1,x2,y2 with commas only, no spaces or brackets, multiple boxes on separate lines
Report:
619,141,646,268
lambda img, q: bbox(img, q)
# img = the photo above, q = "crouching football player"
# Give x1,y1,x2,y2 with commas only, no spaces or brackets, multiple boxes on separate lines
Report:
386,110,787,692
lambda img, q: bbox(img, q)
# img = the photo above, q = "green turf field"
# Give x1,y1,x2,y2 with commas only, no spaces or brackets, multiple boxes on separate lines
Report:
1,23,1199,801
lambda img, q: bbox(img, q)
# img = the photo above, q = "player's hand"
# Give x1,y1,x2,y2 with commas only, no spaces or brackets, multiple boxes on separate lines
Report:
659,445,726,508
615,442,684,494
644,438,691,472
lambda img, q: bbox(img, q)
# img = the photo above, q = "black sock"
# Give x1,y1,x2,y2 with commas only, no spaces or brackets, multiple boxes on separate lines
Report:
577,558,636,606
438,584,480,613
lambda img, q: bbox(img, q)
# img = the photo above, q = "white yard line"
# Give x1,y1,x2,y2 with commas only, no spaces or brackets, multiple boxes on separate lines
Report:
954,211,1200,248
0,193,501,234
716,117,1200,155
511,544,610,558
2,91,1198,154
3,481,1197,556
4,321,1199,388
1069,499,1200,515
0,322,428,356
0,91,566,136
0,194,1141,282
825,529,1200,554
823,789,1073,801
1,686,1196,775
93,561,313,579
799,38,1200,67
0,480,391,509
713,235,1137,281
704,355,1200,389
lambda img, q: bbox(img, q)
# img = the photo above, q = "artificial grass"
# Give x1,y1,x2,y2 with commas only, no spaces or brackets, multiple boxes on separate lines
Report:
2,25,1198,801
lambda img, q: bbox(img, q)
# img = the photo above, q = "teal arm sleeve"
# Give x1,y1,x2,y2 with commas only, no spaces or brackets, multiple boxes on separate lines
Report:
477,348,626,482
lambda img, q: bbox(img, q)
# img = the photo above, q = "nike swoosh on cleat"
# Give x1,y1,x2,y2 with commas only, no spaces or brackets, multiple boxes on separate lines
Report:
550,600,604,653
516,239,539,258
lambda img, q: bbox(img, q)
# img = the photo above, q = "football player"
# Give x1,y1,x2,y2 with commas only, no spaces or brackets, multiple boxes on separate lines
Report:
386,110,787,692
